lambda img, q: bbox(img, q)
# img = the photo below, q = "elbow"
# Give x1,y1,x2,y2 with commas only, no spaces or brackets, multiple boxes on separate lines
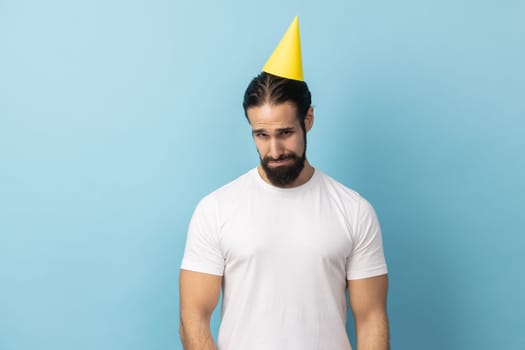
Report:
179,312,212,345
179,319,186,345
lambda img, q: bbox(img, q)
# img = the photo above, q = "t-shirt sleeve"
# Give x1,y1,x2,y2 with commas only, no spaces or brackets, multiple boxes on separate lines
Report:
346,197,388,280
180,195,225,276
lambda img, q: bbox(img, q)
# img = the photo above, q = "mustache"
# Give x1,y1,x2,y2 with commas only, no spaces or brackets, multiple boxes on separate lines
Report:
262,153,298,162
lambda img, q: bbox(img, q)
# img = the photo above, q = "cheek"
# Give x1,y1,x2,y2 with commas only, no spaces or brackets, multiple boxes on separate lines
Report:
289,135,305,152
253,139,267,155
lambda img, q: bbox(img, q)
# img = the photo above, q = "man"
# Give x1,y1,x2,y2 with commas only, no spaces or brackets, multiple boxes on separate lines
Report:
179,17,389,350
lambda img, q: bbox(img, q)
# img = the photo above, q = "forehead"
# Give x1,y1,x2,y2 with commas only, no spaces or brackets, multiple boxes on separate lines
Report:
246,102,299,129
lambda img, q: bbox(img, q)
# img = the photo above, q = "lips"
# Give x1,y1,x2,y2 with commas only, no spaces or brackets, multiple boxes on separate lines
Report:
267,159,293,167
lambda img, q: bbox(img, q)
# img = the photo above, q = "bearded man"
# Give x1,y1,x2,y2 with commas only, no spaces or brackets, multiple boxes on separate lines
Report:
179,17,389,350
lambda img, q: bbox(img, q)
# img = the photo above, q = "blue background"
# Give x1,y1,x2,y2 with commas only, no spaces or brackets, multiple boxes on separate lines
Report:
1,0,524,349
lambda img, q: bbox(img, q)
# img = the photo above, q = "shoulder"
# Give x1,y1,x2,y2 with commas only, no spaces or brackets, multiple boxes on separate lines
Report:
315,170,378,225
316,170,368,207
195,168,256,211
206,168,256,200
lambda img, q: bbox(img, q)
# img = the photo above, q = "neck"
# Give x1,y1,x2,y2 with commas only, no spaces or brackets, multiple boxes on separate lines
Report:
257,161,315,188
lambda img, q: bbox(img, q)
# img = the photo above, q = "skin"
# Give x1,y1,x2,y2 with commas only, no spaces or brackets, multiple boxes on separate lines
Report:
179,102,389,349
249,102,314,188
179,270,221,350
349,275,390,350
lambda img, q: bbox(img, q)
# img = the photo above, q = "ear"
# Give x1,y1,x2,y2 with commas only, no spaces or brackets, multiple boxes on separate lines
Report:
304,107,314,132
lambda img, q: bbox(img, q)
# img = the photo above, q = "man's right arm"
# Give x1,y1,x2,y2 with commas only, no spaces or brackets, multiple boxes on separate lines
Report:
179,269,222,350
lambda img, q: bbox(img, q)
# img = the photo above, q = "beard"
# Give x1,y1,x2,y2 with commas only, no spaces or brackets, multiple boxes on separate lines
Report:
260,151,306,187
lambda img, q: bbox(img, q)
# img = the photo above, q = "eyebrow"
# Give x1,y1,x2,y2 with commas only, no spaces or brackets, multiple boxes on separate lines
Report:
251,127,295,135
276,127,295,133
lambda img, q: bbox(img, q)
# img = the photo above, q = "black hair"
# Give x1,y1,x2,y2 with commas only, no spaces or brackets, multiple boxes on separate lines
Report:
242,72,312,128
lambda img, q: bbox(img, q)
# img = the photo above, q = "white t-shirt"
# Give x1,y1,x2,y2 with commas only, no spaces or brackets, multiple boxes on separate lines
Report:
181,168,387,350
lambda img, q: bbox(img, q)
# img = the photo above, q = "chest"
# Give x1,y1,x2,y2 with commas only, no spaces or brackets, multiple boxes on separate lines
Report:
219,195,353,273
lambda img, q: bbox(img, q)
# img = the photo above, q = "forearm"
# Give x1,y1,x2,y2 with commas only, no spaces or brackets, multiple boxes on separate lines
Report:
180,318,217,350
355,311,389,350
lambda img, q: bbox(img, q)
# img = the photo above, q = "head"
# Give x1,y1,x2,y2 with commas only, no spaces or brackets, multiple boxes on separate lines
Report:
242,72,313,187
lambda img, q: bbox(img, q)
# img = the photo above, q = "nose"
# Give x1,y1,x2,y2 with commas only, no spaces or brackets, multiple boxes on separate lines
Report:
269,138,284,159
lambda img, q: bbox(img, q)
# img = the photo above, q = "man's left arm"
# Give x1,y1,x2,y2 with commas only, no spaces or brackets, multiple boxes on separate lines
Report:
348,274,389,350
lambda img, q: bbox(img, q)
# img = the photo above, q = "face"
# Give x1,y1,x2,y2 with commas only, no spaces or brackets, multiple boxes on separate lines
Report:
246,102,313,187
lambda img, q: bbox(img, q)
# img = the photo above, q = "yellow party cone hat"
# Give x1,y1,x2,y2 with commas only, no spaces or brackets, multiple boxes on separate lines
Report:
262,16,303,81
